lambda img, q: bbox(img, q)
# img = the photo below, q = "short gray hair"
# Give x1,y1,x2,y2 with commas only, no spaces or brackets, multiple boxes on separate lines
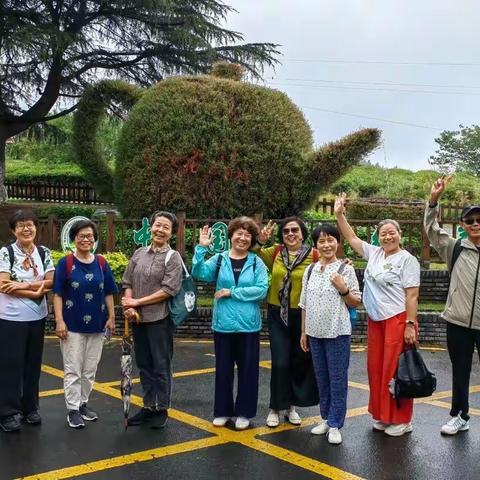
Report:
377,219,402,235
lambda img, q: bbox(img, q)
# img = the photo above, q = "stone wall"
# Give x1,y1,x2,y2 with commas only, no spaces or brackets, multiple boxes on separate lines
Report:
44,305,448,345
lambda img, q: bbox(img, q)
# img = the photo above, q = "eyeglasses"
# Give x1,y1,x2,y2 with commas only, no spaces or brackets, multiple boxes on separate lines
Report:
282,227,300,235
15,223,36,231
76,235,95,241
463,217,480,226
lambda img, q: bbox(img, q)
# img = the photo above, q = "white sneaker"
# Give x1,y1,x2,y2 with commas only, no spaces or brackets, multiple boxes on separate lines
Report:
327,427,342,444
212,417,229,427
266,410,280,428
441,415,469,435
384,422,413,437
286,407,302,425
311,420,329,435
372,420,389,431
235,416,250,430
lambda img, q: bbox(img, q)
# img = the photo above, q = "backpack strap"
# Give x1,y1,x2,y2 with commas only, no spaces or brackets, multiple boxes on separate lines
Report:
449,238,463,275
37,246,46,269
253,255,257,273
312,248,319,263
165,249,175,265
96,254,106,272
7,244,14,272
273,244,283,262
65,254,75,279
306,263,315,283
215,254,223,279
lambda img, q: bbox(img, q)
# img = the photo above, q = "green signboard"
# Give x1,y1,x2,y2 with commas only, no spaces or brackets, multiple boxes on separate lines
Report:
208,222,230,254
134,217,152,247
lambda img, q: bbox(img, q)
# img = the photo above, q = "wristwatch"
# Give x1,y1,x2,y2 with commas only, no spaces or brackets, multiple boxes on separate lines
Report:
406,320,415,326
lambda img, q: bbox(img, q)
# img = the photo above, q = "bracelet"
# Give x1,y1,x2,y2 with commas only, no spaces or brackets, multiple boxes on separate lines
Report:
406,320,415,325
340,289,350,297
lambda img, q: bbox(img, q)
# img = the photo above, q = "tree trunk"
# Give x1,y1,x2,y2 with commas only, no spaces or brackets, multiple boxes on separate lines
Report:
0,138,7,203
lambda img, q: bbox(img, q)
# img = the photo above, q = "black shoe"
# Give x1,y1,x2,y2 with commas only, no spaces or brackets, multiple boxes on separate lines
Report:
127,408,156,426
0,414,22,432
79,404,98,421
24,411,42,425
151,409,168,429
67,410,85,429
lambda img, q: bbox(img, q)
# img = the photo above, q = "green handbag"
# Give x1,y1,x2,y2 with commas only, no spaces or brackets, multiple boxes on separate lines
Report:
165,250,197,326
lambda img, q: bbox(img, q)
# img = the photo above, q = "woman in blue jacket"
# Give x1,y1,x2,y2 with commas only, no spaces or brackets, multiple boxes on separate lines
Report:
192,217,269,430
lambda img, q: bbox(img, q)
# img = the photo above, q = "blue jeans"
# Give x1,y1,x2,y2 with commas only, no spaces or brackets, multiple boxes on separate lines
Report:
309,335,350,429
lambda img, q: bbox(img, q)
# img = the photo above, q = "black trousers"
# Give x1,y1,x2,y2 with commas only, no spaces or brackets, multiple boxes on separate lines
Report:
213,331,259,418
0,318,45,419
268,305,319,410
132,317,175,410
447,322,480,421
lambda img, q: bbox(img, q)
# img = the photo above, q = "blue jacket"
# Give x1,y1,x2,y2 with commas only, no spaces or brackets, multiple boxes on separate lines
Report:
192,245,268,333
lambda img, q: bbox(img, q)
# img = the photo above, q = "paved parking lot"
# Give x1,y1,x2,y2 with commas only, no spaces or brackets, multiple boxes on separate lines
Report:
1,338,480,480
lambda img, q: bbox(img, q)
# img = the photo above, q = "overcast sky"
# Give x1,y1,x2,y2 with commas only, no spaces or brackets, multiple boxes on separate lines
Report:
224,0,480,171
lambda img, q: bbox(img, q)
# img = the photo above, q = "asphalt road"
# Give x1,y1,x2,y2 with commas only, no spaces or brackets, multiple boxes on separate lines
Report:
1,339,479,480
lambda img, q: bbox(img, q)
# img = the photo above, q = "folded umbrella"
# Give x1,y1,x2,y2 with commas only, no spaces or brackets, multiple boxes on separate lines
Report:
120,313,134,431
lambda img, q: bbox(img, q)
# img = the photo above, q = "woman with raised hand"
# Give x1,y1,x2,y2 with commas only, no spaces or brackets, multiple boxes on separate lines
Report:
334,193,420,437
299,223,361,445
0,210,54,433
121,211,183,429
192,217,268,430
254,218,319,428
53,219,118,429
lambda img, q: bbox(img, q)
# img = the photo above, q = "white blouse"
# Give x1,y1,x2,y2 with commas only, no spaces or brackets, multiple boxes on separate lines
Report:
299,260,361,339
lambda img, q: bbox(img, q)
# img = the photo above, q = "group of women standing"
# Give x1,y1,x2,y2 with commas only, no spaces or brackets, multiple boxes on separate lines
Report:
0,198,420,443
191,195,419,444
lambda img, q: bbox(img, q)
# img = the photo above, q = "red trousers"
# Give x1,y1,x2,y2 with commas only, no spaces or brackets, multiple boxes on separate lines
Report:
367,312,417,424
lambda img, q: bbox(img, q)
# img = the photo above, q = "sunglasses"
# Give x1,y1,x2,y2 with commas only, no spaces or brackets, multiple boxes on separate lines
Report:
282,227,300,235
463,217,480,226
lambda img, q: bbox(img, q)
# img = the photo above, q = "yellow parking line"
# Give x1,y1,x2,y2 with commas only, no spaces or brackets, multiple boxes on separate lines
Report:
39,362,479,480
239,437,365,480
426,400,480,416
345,406,369,418
348,381,369,391
41,364,64,378
100,367,217,388
18,436,229,480
174,367,216,378
39,388,64,398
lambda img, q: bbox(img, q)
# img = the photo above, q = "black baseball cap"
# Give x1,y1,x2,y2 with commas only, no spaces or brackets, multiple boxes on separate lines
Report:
460,205,480,220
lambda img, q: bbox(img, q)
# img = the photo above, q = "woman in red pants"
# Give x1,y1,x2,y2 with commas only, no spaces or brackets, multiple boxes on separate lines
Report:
334,193,420,437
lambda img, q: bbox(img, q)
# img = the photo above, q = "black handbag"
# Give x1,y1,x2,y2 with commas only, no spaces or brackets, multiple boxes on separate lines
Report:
390,346,437,405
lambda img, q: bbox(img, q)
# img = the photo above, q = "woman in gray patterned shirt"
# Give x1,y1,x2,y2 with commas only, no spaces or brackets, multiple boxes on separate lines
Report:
121,211,183,429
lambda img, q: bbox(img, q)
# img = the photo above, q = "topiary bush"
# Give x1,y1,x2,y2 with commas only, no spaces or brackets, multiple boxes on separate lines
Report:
73,65,381,218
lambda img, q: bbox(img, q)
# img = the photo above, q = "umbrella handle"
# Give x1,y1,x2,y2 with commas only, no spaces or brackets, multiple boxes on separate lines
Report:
124,313,130,337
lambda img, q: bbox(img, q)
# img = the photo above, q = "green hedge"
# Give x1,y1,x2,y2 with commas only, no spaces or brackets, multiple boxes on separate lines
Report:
50,250,129,284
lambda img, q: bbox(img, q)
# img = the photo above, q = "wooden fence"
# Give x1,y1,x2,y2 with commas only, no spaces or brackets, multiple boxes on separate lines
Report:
314,197,466,220
36,211,464,266
6,179,106,204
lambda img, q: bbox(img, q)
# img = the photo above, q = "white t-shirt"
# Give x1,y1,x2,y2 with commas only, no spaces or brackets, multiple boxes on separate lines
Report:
362,241,420,321
0,243,55,322
299,260,361,338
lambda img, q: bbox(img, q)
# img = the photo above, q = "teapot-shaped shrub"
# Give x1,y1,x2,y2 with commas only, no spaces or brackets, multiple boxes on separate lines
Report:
73,64,380,218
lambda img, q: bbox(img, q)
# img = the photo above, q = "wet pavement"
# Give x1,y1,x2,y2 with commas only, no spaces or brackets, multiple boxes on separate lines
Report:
1,339,480,480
